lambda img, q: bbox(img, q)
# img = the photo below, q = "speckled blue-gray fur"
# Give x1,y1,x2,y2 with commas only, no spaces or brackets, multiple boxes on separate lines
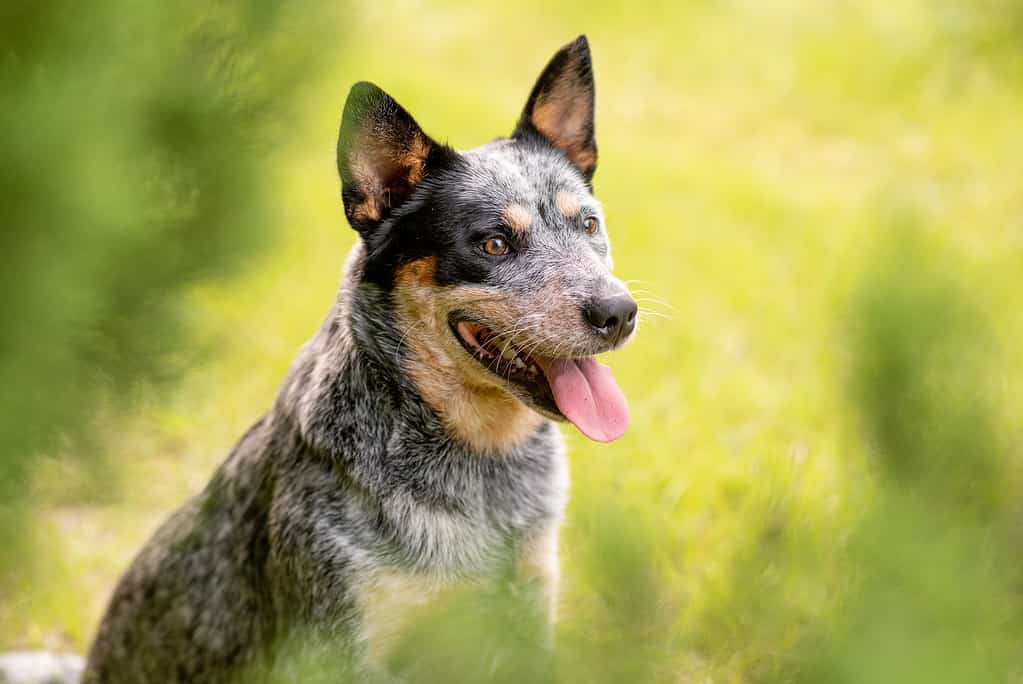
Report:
83,34,636,683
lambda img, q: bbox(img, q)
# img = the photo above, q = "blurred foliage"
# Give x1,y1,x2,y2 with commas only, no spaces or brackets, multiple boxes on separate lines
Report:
7,0,1023,682
794,217,1022,683
260,503,669,684
0,0,337,592
933,0,1023,75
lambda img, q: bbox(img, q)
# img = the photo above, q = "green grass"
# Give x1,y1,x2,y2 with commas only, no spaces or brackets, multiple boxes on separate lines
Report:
11,1,1023,680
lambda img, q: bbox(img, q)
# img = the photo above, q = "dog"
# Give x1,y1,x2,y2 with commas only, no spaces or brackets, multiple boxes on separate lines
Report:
82,34,636,683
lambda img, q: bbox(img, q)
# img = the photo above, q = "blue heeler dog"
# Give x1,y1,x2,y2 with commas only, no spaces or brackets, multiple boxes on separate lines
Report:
83,35,637,683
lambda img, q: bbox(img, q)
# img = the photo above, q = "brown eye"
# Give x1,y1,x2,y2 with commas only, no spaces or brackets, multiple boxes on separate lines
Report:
583,216,600,234
483,237,509,256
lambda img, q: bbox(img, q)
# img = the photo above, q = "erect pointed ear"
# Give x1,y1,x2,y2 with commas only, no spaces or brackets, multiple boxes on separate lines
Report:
513,35,597,180
337,82,449,236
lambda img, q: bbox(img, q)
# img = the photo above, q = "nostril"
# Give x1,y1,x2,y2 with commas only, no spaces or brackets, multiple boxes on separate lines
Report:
617,300,638,343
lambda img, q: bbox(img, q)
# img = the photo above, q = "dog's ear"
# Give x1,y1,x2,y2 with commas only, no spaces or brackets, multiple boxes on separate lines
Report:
513,35,597,180
337,82,448,236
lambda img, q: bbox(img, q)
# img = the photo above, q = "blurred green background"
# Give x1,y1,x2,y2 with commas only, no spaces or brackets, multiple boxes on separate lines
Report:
5,0,1023,682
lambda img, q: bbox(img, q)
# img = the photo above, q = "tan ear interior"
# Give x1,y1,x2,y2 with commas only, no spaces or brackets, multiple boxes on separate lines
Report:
529,72,596,174
347,131,431,223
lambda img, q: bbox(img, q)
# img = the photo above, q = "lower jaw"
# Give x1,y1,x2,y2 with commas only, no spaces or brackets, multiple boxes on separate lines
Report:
484,366,562,420
516,388,562,421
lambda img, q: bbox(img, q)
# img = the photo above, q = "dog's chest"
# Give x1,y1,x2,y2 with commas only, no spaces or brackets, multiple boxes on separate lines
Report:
376,440,569,576
354,444,568,658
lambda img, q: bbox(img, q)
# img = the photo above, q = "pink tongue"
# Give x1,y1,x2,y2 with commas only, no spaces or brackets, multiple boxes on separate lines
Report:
537,357,630,442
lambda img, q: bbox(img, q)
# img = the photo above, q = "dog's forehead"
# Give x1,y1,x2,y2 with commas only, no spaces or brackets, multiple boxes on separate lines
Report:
449,139,594,215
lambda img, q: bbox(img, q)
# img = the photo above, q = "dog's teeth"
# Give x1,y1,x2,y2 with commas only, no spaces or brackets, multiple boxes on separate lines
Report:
461,325,542,379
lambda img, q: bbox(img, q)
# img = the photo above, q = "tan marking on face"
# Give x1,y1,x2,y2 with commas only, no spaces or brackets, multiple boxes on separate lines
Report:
394,258,544,452
554,191,581,218
396,255,436,287
502,204,533,233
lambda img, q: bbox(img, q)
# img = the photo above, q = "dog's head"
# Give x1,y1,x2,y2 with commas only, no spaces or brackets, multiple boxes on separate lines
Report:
336,36,636,447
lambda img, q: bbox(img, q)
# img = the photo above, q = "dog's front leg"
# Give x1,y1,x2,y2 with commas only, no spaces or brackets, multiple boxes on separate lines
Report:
516,524,561,640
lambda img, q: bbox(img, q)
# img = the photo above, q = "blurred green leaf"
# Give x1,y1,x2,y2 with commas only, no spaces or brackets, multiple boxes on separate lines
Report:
0,0,337,586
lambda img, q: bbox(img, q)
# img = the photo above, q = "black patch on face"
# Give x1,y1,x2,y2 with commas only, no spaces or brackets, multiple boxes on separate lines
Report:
360,160,505,288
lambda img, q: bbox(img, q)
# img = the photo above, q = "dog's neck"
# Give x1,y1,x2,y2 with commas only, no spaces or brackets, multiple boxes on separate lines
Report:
274,242,548,458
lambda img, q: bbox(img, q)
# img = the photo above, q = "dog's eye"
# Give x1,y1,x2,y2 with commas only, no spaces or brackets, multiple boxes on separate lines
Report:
483,237,509,256
583,216,600,234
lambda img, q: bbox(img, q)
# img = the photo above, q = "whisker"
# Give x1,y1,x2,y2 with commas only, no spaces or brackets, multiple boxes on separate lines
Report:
632,298,674,311
628,290,668,298
469,319,547,377
393,321,424,363
637,311,672,323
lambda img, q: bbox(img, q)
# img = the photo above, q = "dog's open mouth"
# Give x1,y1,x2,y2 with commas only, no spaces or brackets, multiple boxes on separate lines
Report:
452,318,629,442
453,319,551,401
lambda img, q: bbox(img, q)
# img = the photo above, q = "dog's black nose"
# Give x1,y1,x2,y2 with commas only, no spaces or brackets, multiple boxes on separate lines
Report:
584,294,638,344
